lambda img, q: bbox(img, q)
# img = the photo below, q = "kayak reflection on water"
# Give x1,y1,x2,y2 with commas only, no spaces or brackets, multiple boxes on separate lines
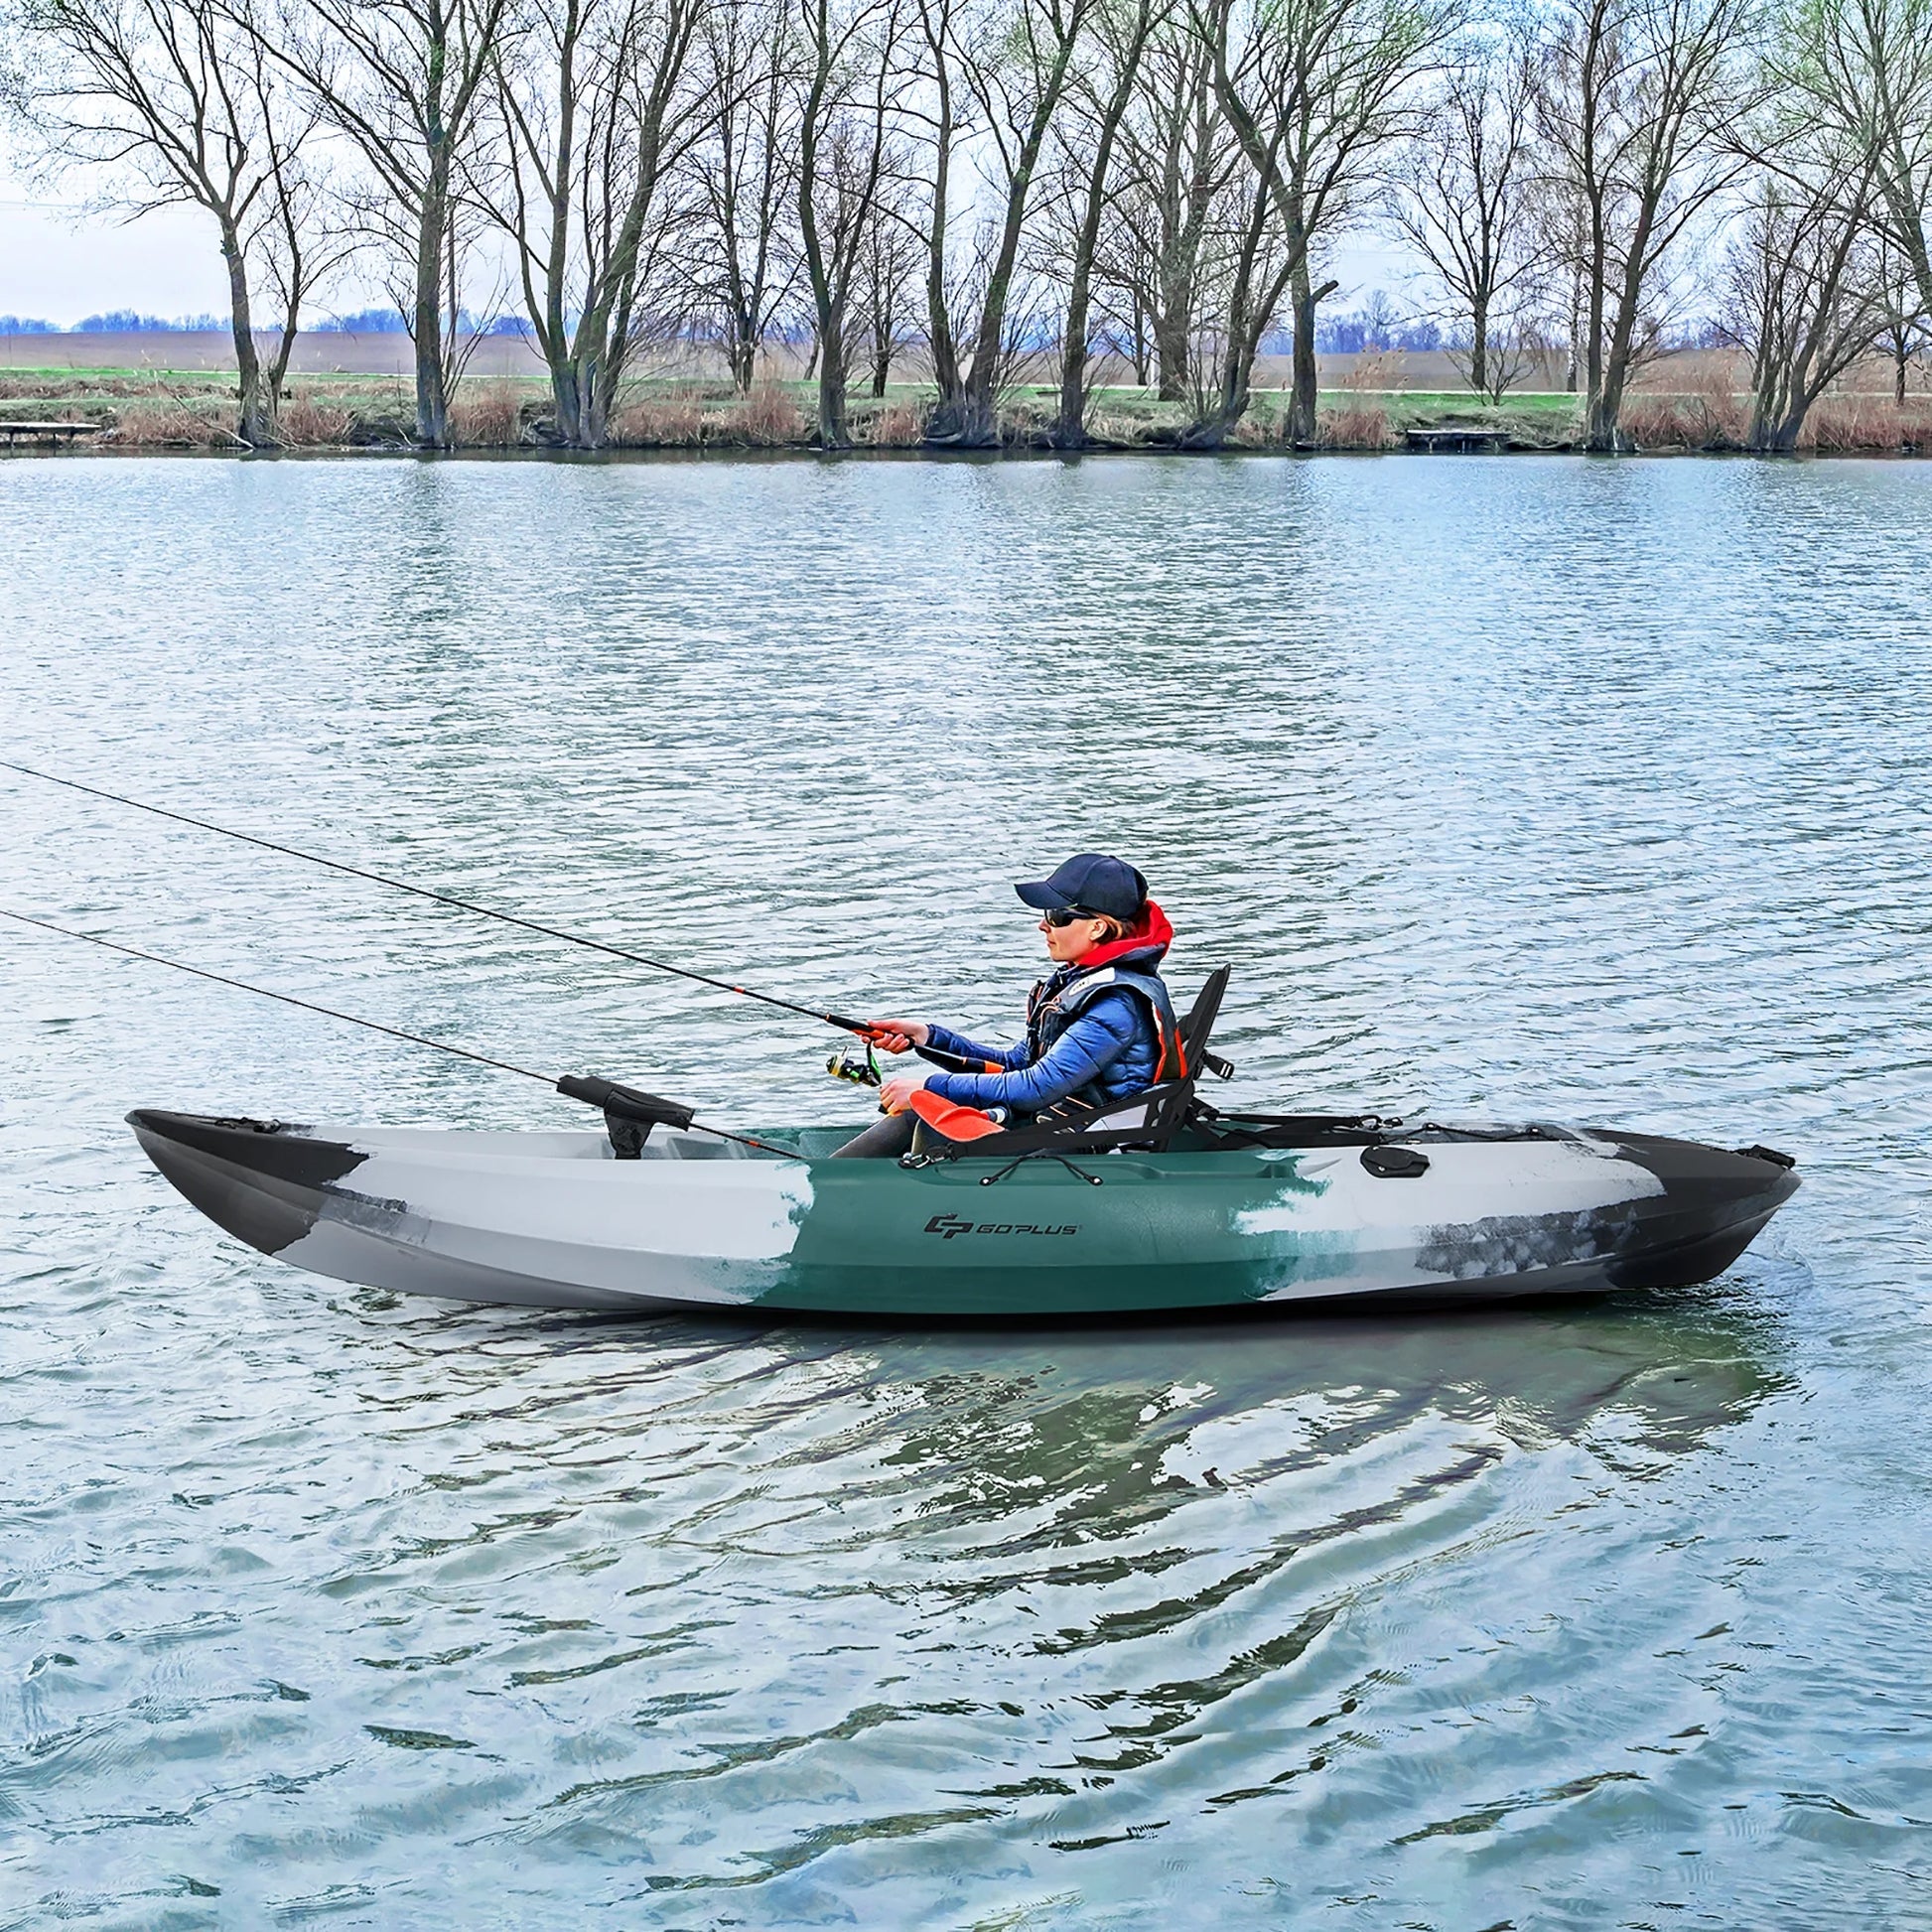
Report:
837,853,1185,1159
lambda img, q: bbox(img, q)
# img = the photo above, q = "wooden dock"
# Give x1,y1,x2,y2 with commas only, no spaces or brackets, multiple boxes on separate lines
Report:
1405,426,1512,454
0,421,102,445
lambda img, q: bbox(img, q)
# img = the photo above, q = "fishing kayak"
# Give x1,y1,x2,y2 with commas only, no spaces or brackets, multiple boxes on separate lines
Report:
126,1106,1798,1318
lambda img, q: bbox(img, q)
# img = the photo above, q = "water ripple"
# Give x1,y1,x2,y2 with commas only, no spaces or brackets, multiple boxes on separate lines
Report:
2,456,1929,1927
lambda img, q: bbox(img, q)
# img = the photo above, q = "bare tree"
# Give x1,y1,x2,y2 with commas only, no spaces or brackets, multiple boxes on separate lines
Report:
1775,0,1932,319
1103,23,1240,397
251,118,352,412
1723,151,1888,449
1048,0,1165,443
1171,124,1301,439
1873,234,1932,398
916,0,1094,444
20,0,325,443
489,0,706,447
796,0,906,444
1392,24,1541,400
1196,0,1458,443
1532,0,1755,451
270,0,510,447
694,0,802,391
853,171,924,390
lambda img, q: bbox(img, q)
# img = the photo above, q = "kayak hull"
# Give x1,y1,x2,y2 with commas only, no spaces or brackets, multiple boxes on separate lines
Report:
126,1109,1799,1319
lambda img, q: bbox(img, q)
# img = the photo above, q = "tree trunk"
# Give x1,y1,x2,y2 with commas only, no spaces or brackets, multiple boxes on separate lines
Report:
1183,193,1294,448
1747,408,1802,454
551,362,587,445
1566,265,1585,393
413,154,454,449
221,219,274,447
816,304,849,445
1588,301,1639,451
1288,265,1335,445
922,51,963,425
1468,297,1488,400
1155,308,1189,399
263,268,301,416
577,325,615,447
730,311,758,392
1583,210,1634,452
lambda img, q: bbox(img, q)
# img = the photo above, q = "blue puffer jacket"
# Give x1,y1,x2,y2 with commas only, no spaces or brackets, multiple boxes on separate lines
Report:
919,904,1177,1117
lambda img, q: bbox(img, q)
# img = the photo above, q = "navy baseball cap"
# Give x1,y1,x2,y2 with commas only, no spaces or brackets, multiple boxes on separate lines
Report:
1015,853,1149,924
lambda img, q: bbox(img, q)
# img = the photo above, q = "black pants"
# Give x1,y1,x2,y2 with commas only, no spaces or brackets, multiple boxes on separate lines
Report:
829,1112,920,1159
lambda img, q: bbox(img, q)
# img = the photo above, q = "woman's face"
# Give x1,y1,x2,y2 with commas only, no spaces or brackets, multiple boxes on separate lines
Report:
1040,912,1115,964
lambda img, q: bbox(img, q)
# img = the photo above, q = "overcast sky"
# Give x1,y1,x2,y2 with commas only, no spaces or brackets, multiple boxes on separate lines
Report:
1,137,1414,328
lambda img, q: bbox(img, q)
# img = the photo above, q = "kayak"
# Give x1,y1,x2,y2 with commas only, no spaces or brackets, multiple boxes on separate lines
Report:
126,1105,1798,1318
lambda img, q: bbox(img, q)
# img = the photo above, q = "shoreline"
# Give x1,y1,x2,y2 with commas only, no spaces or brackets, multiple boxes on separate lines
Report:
11,442,1932,463
2,367,1929,460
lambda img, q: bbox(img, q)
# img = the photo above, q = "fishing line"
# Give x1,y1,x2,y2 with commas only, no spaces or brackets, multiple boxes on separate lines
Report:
0,759,880,1038
0,906,781,1155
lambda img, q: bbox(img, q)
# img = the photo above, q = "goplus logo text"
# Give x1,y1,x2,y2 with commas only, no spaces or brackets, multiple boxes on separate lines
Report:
924,1214,1080,1241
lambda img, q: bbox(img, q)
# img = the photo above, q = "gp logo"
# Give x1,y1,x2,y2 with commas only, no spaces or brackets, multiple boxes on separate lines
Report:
924,1213,1079,1240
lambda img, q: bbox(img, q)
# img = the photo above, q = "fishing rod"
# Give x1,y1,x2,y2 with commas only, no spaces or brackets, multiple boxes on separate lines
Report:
0,906,781,1155
0,759,982,1079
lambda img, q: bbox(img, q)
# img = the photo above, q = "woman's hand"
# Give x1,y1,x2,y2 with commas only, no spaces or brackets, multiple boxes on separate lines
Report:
880,1073,928,1114
863,1019,929,1052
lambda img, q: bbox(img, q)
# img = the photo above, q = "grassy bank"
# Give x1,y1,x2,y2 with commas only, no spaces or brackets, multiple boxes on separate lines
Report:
3,368,1930,455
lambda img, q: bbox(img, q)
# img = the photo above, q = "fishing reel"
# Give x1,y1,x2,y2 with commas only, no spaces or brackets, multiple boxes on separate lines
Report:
826,1038,884,1088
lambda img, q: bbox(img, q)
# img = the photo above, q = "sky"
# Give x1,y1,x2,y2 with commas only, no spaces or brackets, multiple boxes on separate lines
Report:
0,135,234,322
0,137,1414,329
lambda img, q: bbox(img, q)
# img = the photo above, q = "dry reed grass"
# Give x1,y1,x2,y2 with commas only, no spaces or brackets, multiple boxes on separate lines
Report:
863,401,925,446
1614,379,1932,453
611,392,706,446
106,396,242,447
1622,362,1748,450
727,381,807,445
277,394,357,445
1083,407,1155,447
1800,396,1932,451
1315,403,1397,450
450,382,522,447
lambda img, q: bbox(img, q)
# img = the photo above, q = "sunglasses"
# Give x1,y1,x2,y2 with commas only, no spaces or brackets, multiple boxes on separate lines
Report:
1040,906,1100,927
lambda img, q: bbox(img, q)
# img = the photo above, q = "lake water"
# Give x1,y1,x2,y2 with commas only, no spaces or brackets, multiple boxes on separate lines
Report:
2,453,1929,1927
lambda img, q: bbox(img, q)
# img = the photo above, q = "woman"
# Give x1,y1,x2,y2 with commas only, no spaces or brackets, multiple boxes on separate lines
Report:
833,852,1182,1158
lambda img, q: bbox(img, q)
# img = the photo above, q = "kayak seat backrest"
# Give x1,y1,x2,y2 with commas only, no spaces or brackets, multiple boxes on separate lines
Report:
1075,965,1231,1146
1178,964,1231,1075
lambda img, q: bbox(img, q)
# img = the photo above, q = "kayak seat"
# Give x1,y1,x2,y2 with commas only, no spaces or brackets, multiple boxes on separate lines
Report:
958,966,1232,1159
1080,964,1231,1147
905,971,1230,1155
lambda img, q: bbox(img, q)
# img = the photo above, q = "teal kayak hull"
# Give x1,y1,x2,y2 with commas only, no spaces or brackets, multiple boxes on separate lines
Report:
126,1110,1799,1319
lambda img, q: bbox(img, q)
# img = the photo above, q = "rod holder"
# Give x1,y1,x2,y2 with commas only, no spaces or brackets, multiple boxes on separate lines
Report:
556,1074,697,1132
